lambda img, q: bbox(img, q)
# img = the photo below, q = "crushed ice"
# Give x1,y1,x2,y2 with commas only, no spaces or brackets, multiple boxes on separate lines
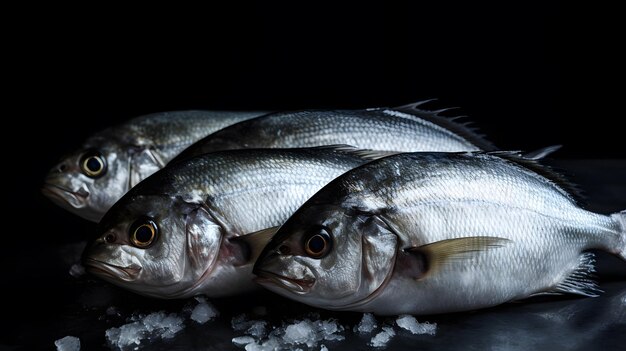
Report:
54,335,80,351
100,295,437,350
190,296,219,324
105,311,184,348
230,311,437,350
354,313,377,334
231,314,345,350
105,296,217,349
369,326,396,348
60,242,87,279
395,315,437,335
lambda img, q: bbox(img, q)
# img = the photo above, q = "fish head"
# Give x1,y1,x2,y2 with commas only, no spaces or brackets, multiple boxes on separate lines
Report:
42,129,167,222
82,194,226,298
42,139,131,222
254,203,397,310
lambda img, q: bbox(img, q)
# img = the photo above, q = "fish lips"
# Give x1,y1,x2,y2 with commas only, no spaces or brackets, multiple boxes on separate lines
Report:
83,258,142,282
253,254,316,294
254,269,315,294
41,182,89,209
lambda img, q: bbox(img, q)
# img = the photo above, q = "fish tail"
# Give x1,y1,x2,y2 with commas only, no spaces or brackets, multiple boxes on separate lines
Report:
611,210,626,260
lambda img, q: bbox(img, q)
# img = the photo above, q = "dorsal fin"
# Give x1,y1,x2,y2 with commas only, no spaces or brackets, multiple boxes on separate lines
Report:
488,151,585,204
390,100,497,151
306,145,398,161
523,145,562,160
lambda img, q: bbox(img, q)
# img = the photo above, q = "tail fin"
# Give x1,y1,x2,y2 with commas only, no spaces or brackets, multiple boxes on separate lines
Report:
612,210,626,260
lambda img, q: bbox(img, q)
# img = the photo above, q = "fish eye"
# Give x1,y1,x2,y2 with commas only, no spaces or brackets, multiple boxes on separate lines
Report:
129,217,158,248
80,149,107,178
303,227,332,259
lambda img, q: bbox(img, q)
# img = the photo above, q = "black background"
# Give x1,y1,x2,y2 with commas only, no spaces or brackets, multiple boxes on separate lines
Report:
15,3,622,241
16,3,625,160
4,3,625,348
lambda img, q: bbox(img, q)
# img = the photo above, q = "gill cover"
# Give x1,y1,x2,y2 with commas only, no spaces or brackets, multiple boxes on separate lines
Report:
129,147,165,187
349,214,398,306
186,206,223,275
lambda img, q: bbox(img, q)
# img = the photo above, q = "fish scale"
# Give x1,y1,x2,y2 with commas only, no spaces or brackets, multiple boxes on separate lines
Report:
156,153,362,233
254,152,626,315
173,105,490,162
83,147,375,298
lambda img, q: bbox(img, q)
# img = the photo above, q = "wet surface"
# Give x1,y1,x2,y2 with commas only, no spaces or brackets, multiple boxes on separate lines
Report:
2,159,625,350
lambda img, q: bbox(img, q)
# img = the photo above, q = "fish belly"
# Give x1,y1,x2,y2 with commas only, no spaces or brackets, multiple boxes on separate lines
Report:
364,202,612,315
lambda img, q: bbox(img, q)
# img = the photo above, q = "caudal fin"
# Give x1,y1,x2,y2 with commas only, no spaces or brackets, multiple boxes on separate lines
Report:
612,210,626,260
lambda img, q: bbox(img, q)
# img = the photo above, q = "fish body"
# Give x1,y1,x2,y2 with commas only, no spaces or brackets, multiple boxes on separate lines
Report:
82,147,374,298
42,110,266,221
254,152,626,315
174,102,494,162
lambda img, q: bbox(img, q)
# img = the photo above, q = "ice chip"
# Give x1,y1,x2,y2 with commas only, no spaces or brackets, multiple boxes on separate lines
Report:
281,318,345,348
232,314,249,331
231,313,267,336
320,344,329,351
247,321,268,338
69,264,85,278
369,326,396,348
244,335,282,351
106,321,143,348
190,297,218,324
106,306,120,316
156,314,185,338
354,313,377,334
395,315,437,335
54,336,80,351
283,320,317,347
232,336,256,346
318,319,344,341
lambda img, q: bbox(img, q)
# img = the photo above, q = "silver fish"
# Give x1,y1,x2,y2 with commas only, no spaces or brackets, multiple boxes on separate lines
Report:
173,101,496,162
82,147,378,298
42,110,266,222
254,152,626,315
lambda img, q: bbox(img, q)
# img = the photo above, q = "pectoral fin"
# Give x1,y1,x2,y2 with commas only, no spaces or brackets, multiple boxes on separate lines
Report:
406,236,511,278
230,226,280,264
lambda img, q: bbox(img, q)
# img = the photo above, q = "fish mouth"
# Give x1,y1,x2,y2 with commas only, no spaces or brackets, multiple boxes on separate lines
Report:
83,258,141,282
254,270,315,294
41,183,89,208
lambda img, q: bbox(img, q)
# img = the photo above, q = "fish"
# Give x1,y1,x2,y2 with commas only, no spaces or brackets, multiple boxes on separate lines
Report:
82,147,381,298
42,110,266,222
172,101,497,162
253,152,626,315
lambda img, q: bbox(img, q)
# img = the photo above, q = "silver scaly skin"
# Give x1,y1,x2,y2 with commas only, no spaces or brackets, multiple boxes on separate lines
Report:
254,152,626,315
42,110,267,222
82,147,374,299
173,101,496,162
